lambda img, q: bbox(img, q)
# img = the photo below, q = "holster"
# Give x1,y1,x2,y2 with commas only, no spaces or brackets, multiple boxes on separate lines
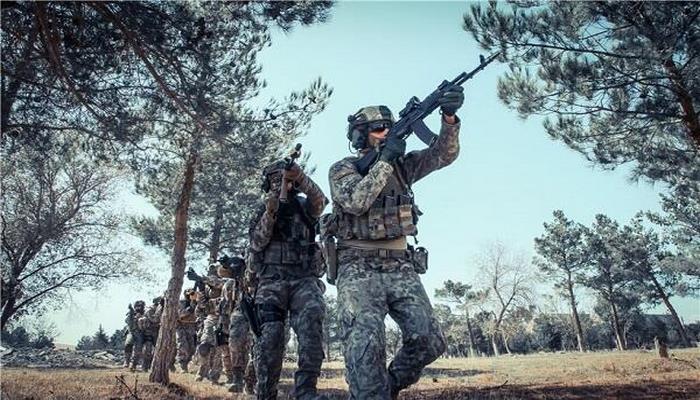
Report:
322,236,338,285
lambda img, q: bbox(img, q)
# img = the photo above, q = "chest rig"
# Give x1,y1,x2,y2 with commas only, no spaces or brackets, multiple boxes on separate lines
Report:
336,160,420,240
262,195,317,267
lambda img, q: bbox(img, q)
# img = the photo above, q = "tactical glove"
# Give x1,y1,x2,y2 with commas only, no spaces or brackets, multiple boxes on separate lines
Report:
285,163,304,182
379,135,406,163
438,84,464,116
186,268,202,282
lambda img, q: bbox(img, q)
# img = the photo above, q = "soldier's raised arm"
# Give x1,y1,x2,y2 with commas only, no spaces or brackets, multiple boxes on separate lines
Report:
400,114,461,185
329,158,393,216
290,166,328,218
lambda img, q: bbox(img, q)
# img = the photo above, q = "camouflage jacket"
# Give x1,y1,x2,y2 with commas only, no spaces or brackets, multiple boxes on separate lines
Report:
178,298,197,326
138,305,161,335
329,117,460,216
249,173,328,253
125,308,143,333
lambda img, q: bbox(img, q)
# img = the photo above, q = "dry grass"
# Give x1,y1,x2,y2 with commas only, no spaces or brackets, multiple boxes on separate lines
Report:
2,348,699,399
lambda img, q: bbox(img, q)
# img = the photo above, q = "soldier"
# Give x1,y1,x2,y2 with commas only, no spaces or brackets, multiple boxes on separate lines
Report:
124,300,145,368
188,263,234,384
248,158,328,400
327,84,464,399
176,288,198,372
220,256,257,394
136,296,162,371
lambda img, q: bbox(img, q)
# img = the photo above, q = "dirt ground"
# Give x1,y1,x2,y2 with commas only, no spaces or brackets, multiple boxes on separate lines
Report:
2,348,699,399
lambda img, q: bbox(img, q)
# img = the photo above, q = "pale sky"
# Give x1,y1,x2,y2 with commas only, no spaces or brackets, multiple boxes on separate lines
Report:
49,1,699,345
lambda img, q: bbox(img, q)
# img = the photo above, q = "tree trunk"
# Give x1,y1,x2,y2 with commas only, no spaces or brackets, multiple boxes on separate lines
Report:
490,334,500,357
501,332,512,355
149,147,199,384
208,202,224,262
609,300,625,351
1,290,17,330
465,309,477,358
650,274,691,347
663,58,700,148
566,276,586,352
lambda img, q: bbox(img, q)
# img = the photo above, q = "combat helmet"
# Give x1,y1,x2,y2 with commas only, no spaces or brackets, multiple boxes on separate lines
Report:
347,105,395,150
134,300,146,310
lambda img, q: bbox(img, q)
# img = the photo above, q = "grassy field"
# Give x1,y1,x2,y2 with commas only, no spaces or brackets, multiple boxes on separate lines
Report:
2,348,699,399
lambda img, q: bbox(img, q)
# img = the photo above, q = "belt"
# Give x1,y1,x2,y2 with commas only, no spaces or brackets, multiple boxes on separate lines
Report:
338,246,410,259
339,237,407,250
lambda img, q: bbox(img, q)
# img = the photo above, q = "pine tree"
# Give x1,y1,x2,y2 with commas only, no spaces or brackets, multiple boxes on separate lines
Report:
533,210,589,352
92,325,110,349
463,1,700,188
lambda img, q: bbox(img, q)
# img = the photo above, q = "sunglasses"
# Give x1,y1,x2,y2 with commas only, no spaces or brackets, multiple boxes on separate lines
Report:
368,121,392,133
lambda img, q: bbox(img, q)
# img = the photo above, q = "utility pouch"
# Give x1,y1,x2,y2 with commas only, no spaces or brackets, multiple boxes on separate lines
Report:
322,236,338,285
384,195,400,238
398,195,416,235
411,246,429,274
367,198,385,239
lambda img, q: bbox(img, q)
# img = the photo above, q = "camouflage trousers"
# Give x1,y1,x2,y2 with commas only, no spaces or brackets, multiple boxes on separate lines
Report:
124,331,138,367
336,251,446,399
176,323,197,370
130,331,156,371
229,307,256,391
253,269,325,400
197,315,232,382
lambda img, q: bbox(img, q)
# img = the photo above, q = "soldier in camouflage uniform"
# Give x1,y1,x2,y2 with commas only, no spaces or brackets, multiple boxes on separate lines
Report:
136,296,162,371
123,300,145,368
176,288,198,372
327,84,464,399
219,256,257,394
248,160,328,400
189,263,234,384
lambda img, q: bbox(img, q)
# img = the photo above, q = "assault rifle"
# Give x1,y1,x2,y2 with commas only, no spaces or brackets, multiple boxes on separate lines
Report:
354,53,500,176
279,143,302,203
186,267,207,297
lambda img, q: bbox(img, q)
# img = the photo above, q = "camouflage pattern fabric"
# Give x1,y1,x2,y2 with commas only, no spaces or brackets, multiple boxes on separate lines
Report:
228,300,256,392
176,325,197,371
253,271,325,400
197,315,223,382
329,117,460,398
336,252,445,398
249,167,328,400
176,296,198,371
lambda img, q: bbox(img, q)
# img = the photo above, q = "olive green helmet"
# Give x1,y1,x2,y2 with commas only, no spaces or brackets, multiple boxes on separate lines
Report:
346,105,395,150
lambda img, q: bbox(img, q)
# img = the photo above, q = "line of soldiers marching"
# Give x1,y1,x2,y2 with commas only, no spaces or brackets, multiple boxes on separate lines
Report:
123,255,256,394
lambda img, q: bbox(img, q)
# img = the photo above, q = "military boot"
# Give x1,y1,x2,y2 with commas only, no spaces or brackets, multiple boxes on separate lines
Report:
179,361,189,373
227,369,245,393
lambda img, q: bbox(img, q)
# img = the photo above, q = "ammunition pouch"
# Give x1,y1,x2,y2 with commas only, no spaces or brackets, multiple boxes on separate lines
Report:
338,195,420,240
411,246,429,274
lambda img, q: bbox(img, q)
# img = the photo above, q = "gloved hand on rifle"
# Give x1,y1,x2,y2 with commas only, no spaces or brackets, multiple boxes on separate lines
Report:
438,84,464,116
186,267,202,282
379,135,406,163
284,163,305,182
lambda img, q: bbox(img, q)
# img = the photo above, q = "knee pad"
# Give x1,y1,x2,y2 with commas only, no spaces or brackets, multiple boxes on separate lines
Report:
257,303,285,324
198,343,213,357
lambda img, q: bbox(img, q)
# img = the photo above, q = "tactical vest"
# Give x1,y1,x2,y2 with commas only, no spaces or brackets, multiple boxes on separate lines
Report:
178,299,197,325
335,161,419,240
262,195,317,266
